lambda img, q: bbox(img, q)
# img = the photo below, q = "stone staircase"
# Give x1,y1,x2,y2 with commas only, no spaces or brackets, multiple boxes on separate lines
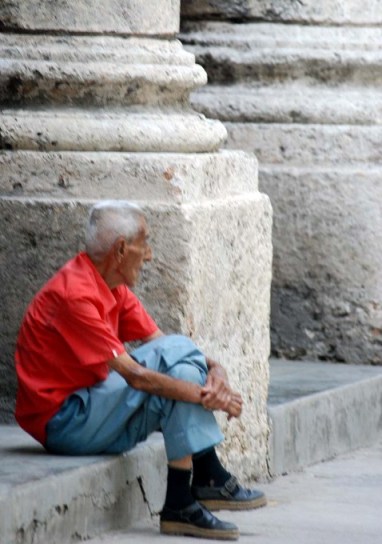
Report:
2,360,382,543
268,359,382,476
179,15,382,365
0,427,167,544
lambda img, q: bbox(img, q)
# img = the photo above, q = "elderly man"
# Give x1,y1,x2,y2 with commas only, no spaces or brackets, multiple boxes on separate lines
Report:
15,200,266,540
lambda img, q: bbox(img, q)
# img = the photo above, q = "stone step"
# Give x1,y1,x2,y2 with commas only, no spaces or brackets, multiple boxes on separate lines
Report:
73,440,382,544
180,22,382,86
2,360,382,543
0,428,167,544
223,123,382,165
189,84,382,125
181,22,382,52
268,359,382,475
187,47,382,86
181,0,382,26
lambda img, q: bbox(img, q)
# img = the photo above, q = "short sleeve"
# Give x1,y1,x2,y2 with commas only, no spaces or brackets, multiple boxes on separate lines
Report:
117,287,158,342
53,297,125,366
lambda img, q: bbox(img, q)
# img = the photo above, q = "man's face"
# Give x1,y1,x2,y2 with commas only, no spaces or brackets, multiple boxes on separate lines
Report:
118,218,152,287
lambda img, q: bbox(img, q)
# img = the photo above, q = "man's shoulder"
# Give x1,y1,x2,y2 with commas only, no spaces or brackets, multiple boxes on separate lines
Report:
40,253,94,300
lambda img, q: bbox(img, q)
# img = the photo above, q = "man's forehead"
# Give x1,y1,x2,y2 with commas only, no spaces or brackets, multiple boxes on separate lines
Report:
136,217,149,239
141,217,149,234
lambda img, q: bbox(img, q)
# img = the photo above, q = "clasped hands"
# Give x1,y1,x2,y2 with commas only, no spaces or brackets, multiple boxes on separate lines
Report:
201,363,243,420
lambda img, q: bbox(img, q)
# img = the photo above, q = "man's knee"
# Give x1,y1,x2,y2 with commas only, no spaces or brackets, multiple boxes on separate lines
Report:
170,363,206,386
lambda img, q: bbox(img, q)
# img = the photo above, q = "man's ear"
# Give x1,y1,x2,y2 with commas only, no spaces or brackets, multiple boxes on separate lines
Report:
114,237,127,262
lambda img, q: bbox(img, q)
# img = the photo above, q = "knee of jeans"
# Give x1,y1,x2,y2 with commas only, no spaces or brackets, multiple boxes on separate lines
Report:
171,363,205,385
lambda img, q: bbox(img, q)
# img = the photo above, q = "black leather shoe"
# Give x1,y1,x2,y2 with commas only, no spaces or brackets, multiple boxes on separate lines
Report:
160,501,239,540
192,475,267,511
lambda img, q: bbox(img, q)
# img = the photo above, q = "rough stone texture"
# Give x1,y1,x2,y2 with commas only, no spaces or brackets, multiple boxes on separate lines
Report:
264,167,382,363
0,149,258,199
0,34,226,152
190,86,382,125
0,111,226,153
179,27,382,88
0,427,167,544
0,0,180,34
180,12,382,364
0,35,205,107
181,21,382,49
181,0,382,25
184,194,272,477
226,125,382,164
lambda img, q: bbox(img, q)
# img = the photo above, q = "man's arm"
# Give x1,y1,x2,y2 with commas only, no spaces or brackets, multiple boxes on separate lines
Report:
109,351,242,418
130,323,242,417
109,351,202,403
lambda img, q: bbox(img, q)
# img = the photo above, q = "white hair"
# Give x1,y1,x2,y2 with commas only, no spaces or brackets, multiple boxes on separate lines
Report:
85,200,145,262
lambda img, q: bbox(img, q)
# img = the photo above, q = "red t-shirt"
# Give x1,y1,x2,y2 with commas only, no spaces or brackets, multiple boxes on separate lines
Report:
15,252,158,445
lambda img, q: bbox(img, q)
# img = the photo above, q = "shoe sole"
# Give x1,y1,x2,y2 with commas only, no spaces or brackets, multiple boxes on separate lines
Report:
160,521,239,541
199,495,267,511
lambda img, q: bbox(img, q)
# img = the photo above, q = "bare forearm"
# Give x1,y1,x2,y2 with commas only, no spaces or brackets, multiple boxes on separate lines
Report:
110,352,202,404
132,368,202,403
109,351,242,419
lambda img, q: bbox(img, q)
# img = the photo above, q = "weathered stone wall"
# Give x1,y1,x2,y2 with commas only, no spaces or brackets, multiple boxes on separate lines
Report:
0,1,272,479
180,2,382,364
182,0,382,24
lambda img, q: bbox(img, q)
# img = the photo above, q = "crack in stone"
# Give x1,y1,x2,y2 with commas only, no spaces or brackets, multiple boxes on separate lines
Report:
137,476,153,516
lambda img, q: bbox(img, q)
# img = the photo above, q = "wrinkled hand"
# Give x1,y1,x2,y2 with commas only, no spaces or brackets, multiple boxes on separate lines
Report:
226,391,243,420
201,365,243,419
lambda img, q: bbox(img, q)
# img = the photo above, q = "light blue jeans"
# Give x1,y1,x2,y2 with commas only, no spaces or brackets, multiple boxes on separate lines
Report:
45,335,224,460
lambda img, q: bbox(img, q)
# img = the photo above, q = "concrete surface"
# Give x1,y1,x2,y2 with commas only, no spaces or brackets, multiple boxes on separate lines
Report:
0,427,167,544
268,359,382,476
86,440,382,544
268,358,382,405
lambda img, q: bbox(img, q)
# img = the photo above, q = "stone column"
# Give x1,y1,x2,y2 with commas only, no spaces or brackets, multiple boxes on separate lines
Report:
0,1,272,479
181,0,382,364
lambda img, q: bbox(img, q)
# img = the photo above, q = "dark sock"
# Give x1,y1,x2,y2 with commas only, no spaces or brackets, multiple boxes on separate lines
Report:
192,447,231,488
164,466,195,510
